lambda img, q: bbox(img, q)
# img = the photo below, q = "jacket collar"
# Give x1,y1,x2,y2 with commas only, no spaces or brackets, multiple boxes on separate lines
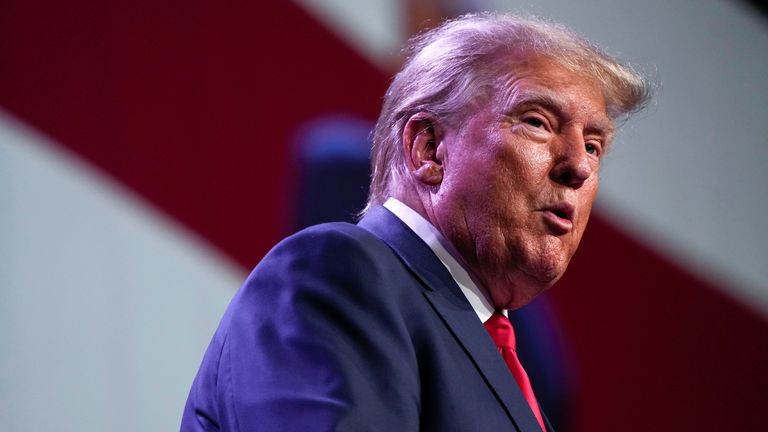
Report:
358,205,547,432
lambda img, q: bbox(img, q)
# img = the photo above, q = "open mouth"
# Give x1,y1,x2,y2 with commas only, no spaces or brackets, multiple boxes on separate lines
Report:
546,203,574,222
552,209,570,220
541,203,575,234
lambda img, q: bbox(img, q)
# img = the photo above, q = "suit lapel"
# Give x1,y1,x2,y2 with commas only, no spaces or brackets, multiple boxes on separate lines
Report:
422,291,545,432
540,404,554,432
359,206,545,432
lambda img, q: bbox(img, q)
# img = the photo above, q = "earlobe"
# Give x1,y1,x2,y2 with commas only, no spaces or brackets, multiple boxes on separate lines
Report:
402,113,444,187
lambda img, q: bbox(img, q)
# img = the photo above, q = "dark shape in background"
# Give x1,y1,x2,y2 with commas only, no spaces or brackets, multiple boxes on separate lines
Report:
293,115,374,230
743,0,768,20
1,1,765,431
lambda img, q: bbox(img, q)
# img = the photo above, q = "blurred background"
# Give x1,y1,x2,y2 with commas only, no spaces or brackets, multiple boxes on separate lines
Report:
1,0,766,431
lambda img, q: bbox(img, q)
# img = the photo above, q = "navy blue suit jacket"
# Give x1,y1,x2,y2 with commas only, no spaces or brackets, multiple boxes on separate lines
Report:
182,206,552,431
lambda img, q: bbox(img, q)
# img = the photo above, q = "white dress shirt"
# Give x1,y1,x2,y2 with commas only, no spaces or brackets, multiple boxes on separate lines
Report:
383,198,499,323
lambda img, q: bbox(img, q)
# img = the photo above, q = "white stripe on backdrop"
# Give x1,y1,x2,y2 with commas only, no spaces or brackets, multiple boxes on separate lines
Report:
0,110,243,432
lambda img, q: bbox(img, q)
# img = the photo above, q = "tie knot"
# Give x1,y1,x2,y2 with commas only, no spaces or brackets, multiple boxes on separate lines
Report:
483,312,516,351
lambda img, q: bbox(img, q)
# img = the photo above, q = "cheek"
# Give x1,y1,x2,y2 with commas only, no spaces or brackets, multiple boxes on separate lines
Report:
520,147,551,172
568,187,598,250
577,181,599,222
499,144,552,192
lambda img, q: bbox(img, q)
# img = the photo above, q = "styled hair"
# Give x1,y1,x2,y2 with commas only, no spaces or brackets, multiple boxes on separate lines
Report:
363,12,652,213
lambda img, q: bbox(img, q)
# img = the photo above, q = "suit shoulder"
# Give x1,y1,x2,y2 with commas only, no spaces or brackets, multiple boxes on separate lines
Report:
278,221,386,254
188,221,424,431
256,222,395,276
234,222,409,308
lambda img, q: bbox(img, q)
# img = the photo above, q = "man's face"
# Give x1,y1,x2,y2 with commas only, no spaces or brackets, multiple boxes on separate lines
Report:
431,57,613,309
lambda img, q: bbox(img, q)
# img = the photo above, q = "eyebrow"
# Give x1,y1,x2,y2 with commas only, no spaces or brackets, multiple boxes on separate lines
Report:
508,88,564,113
504,88,615,136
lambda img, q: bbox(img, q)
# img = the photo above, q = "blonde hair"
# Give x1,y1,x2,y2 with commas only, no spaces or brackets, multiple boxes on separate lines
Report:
363,12,651,214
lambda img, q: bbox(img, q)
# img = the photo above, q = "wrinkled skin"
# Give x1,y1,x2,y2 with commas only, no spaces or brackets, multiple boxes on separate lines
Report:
413,57,613,310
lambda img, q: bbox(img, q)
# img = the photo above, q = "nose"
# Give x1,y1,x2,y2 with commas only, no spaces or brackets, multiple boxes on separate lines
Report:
549,135,594,189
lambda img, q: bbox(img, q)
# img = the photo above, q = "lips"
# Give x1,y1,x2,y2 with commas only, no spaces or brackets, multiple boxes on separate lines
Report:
540,202,575,234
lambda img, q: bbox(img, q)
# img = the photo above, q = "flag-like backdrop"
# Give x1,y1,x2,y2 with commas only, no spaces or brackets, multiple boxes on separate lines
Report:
1,1,766,431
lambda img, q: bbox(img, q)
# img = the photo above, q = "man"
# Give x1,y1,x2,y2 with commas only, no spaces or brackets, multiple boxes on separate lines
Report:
182,13,650,432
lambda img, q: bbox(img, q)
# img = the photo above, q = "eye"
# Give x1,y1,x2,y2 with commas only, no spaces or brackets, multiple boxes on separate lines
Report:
585,142,601,156
521,115,549,130
524,117,544,128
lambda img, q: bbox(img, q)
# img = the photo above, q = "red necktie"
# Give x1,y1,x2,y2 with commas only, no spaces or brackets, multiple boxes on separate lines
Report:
484,312,546,431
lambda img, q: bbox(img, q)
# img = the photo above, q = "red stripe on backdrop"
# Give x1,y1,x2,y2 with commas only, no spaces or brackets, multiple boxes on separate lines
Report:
552,215,768,431
1,1,765,431
0,0,387,268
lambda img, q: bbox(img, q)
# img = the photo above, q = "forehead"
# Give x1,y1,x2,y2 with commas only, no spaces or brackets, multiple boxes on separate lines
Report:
492,57,613,131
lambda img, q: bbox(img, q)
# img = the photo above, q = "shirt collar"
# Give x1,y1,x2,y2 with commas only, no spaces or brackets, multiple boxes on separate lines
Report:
383,198,497,323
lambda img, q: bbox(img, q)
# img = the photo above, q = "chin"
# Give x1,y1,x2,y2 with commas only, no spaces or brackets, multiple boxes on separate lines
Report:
527,256,568,286
490,270,561,311
517,236,573,284
479,245,571,309
504,262,570,309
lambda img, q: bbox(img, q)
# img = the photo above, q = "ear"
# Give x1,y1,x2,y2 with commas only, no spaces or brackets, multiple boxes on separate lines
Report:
402,113,444,187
